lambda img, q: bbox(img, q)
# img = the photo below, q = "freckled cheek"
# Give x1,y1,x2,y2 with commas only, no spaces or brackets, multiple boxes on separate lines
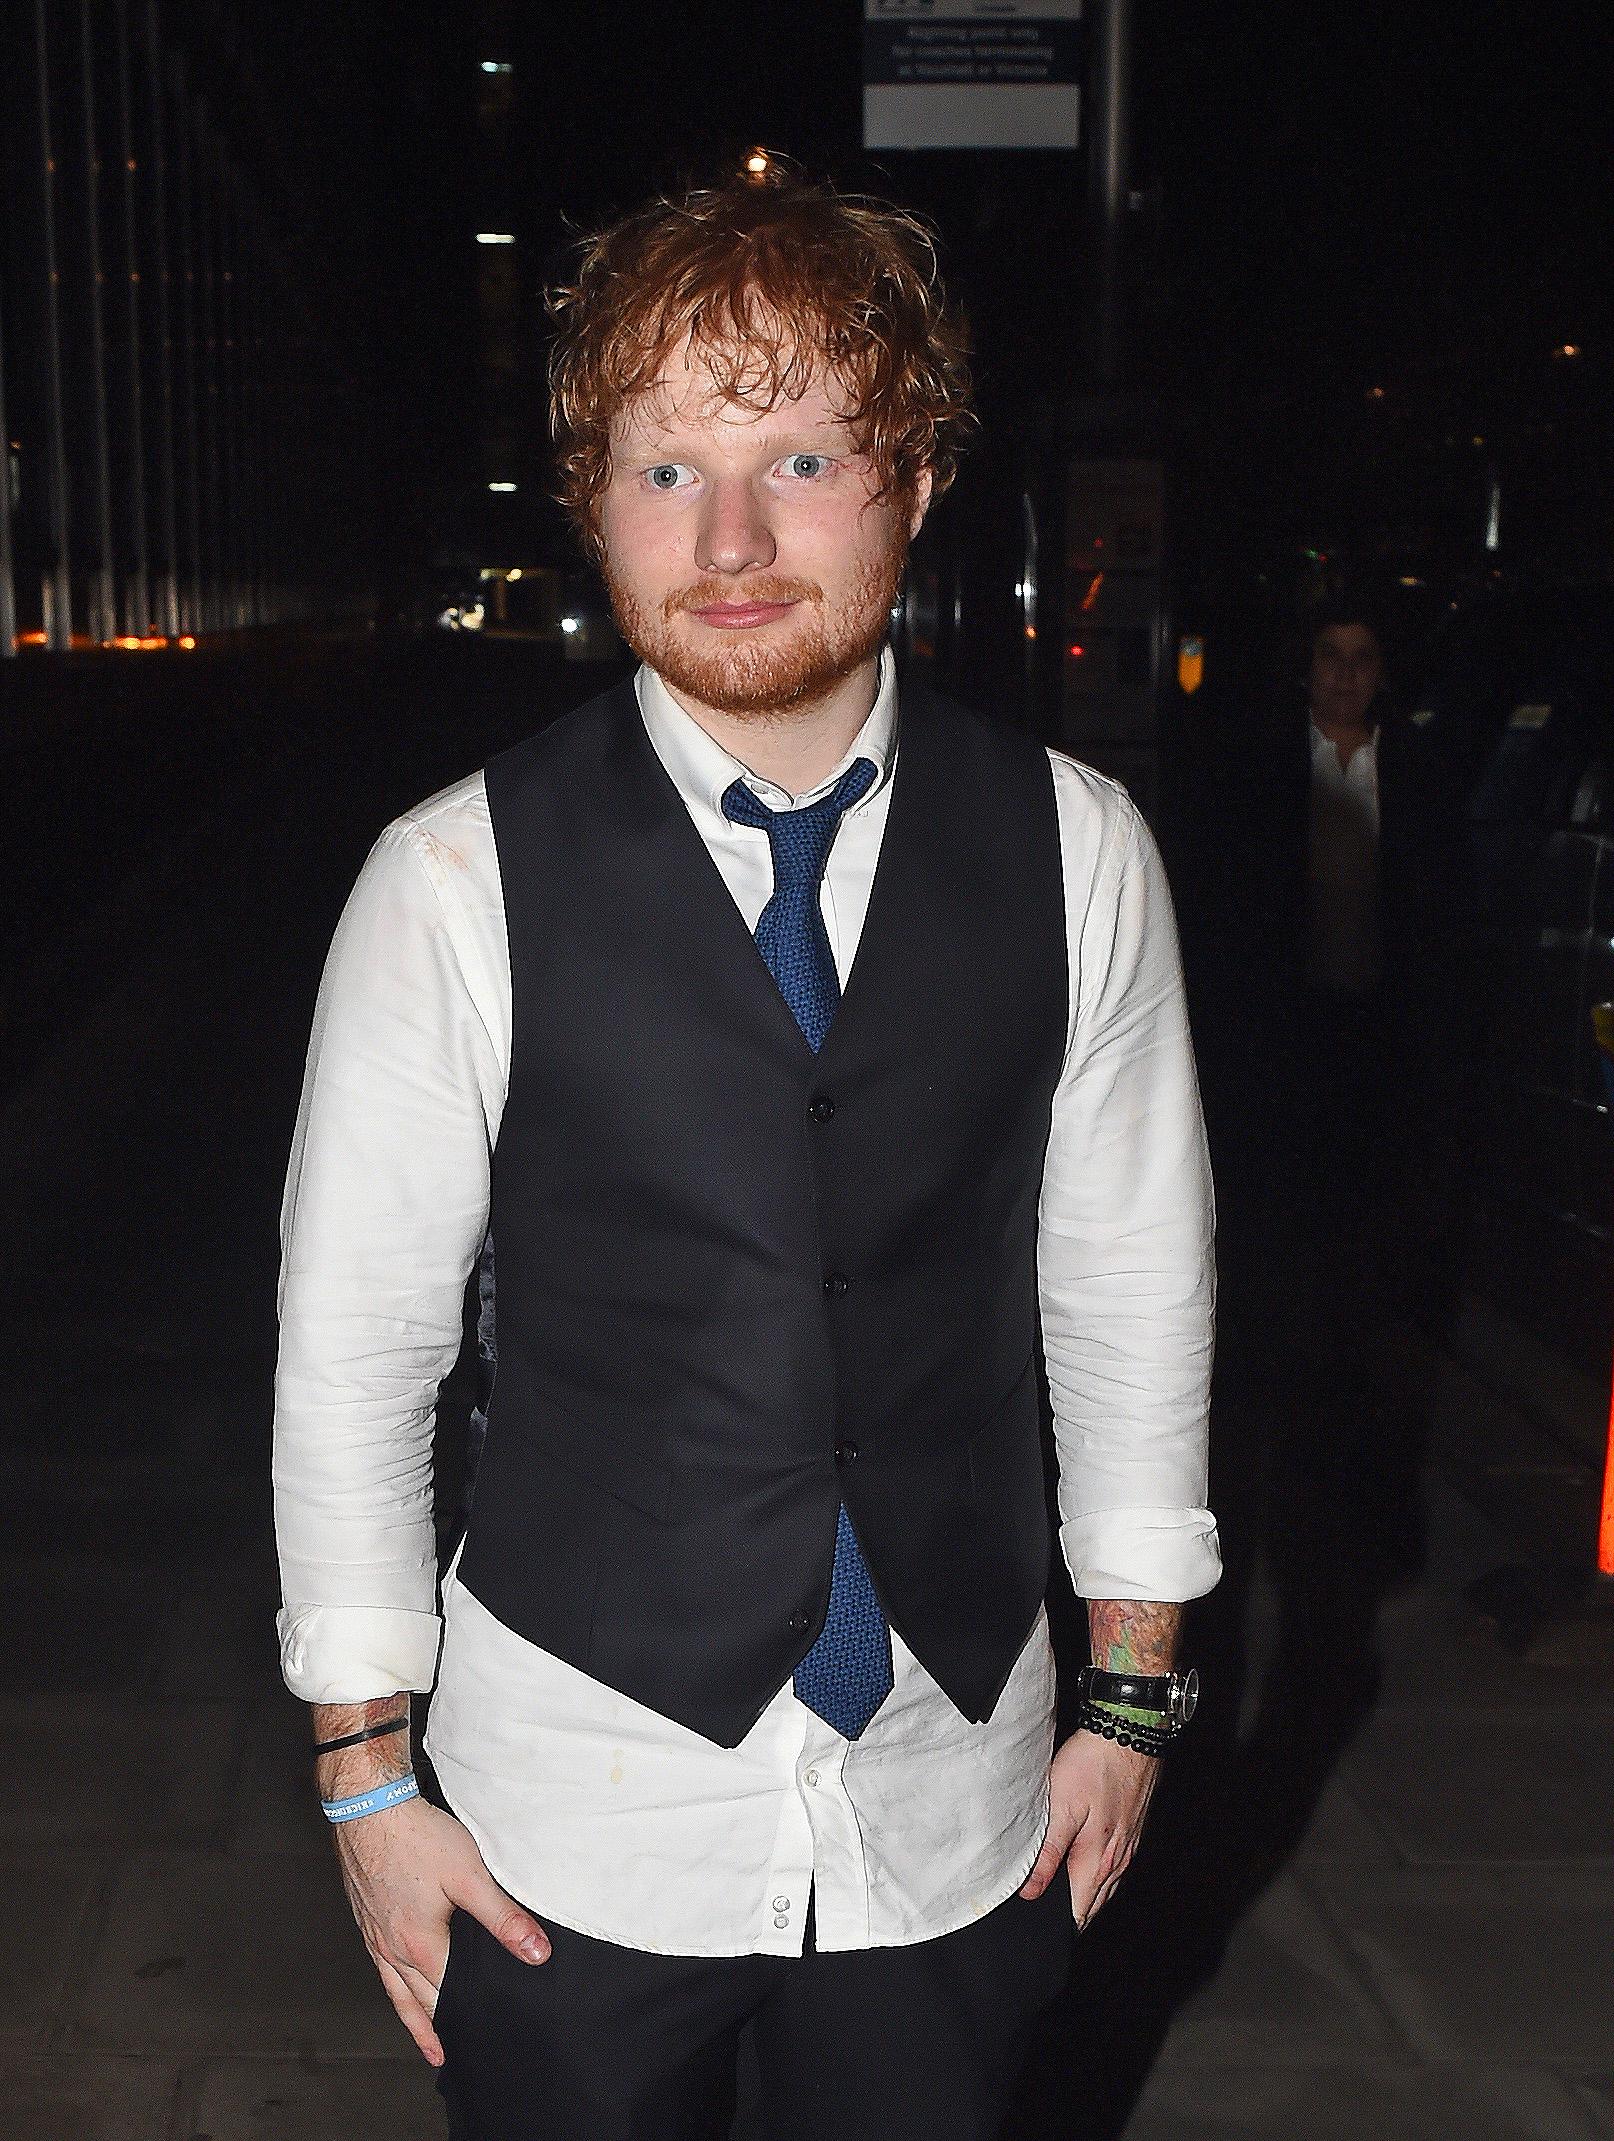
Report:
600,501,691,596
774,496,879,577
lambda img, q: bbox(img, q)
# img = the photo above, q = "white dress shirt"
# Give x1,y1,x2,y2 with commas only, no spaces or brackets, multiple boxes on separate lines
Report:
1307,721,1382,997
273,648,1219,1956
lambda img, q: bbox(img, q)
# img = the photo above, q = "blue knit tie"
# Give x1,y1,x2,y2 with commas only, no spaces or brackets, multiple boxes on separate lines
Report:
722,757,894,1740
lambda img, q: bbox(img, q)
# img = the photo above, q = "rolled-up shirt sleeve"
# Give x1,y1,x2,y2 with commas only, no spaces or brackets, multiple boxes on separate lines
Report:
1039,760,1220,1603
273,798,507,1702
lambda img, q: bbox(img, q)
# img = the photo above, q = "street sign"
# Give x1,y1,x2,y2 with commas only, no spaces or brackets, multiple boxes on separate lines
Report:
863,0,1083,152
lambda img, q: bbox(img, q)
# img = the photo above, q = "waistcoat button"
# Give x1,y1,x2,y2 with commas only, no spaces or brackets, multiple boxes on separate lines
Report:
823,1271,849,1298
808,1095,836,1123
787,1611,812,1635
834,1442,858,1465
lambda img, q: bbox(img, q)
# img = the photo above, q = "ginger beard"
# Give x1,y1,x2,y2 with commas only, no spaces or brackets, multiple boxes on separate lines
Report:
599,520,909,720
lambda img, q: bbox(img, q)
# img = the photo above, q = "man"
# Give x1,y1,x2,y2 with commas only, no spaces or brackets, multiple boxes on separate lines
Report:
1237,602,1464,1592
274,164,1218,2140
1303,607,1394,1002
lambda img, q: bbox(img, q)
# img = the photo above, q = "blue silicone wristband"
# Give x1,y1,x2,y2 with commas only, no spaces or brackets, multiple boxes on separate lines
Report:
321,1773,420,1824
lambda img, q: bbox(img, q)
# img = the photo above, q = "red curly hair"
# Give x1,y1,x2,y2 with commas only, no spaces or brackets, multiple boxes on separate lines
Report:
547,157,976,553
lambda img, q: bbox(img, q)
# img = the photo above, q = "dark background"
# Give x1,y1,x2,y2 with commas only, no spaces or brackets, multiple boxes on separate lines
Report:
343,0,1614,593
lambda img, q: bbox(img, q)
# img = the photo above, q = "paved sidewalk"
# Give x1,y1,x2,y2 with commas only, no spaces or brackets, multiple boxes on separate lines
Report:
4,1341,1608,2140
1096,1476,1614,2141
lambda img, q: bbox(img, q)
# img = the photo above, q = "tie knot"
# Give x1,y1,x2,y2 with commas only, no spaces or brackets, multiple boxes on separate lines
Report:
721,759,877,891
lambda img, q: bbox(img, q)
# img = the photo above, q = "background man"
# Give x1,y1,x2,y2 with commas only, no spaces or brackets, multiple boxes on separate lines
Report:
273,163,1218,2139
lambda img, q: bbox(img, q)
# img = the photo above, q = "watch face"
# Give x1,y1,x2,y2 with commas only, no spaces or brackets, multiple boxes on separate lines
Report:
1171,1669,1200,1726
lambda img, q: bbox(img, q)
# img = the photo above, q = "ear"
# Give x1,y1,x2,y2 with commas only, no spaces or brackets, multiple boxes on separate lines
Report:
907,466,935,541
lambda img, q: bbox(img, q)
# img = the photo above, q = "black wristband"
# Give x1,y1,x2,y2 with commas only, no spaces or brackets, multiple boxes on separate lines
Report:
313,1714,410,1758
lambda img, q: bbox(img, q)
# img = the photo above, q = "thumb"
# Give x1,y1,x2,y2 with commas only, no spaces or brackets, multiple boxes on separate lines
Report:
1020,1780,1095,1900
1019,1807,1081,1900
453,1867,551,1965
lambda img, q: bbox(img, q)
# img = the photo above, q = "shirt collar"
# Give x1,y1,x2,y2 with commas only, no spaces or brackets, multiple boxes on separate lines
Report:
1310,719,1377,764
635,645,898,822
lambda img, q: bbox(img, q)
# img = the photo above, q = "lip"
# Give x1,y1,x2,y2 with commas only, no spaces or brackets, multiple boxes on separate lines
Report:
688,600,799,629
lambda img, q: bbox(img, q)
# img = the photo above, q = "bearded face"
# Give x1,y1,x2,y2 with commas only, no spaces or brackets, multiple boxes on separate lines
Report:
593,339,924,727
601,545,907,720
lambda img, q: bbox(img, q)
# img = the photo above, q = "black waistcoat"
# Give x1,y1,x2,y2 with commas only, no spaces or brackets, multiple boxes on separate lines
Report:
466,672,1068,1746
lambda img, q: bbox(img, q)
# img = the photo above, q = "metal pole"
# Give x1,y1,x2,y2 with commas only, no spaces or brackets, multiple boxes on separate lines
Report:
32,0,74,650
113,0,151,635
0,298,16,658
77,0,119,645
142,0,180,638
1088,0,1132,387
169,50,203,637
234,190,265,628
191,95,222,634
217,158,247,629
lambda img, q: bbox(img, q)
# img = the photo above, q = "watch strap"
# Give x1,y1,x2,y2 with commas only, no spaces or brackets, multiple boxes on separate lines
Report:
1079,1667,1175,1712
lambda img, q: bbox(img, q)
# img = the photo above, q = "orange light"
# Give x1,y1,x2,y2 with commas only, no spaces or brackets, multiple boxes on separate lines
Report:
1593,998,1614,1575
1592,1378,1601,1584
1023,624,1037,640
1080,570,1105,614
179,634,197,649
15,630,48,647
1177,634,1205,695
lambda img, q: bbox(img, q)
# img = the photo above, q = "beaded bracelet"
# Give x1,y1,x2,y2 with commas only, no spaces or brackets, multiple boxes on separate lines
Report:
1077,1702,1175,1757
321,1773,420,1824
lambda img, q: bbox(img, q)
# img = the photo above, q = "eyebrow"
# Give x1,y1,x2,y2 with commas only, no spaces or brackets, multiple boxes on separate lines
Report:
620,412,857,455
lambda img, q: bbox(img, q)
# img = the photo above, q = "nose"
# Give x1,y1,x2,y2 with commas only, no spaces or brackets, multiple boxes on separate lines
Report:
694,477,777,578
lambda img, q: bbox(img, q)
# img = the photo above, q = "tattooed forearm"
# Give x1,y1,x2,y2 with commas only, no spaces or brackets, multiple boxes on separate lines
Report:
1087,1599,1181,1675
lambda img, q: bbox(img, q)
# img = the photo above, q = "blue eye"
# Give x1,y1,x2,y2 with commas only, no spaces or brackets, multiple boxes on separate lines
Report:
646,464,690,490
784,453,831,480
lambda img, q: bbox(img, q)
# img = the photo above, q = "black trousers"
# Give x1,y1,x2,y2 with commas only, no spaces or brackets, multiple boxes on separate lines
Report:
434,1876,1074,2141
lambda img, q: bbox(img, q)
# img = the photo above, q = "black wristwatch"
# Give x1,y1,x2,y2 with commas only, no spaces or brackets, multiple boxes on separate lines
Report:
1078,1665,1200,1731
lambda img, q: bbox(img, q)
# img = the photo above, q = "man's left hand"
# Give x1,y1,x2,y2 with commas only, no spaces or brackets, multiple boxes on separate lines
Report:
1018,1728,1160,1928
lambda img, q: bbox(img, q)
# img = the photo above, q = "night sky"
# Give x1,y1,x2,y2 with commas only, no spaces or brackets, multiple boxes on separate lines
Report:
268,1,1613,587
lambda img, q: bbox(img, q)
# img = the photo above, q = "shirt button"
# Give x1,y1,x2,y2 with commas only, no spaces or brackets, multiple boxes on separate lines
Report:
808,1095,836,1123
823,1271,849,1298
772,1895,791,1911
774,1913,790,1929
834,1442,858,1465
804,1768,820,1787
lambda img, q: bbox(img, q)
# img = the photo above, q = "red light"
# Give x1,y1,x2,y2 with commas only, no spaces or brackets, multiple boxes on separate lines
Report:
1068,643,1086,658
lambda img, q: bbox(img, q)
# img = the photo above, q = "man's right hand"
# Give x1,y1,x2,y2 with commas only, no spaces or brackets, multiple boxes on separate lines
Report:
331,1792,551,2065
312,1699,550,2065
